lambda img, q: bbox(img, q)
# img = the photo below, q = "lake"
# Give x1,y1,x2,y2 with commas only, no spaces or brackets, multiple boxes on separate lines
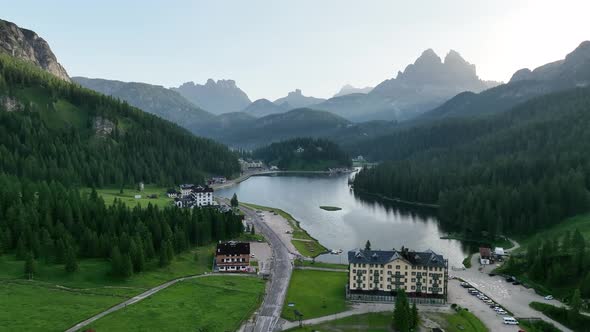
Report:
217,172,469,267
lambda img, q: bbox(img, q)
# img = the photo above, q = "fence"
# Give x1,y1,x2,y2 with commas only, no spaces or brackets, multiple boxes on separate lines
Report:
345,287,446,305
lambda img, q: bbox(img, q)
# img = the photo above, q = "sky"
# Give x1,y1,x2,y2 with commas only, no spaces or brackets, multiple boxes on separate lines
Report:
2,0,589,100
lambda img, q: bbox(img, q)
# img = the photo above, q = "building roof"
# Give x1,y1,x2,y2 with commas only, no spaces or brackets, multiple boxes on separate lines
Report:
479,247,492,257
347,248,446,268
193,185,213,193
179,184,194,189
216,241,250,255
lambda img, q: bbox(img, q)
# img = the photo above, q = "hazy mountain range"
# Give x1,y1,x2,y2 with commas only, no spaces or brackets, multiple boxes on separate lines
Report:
333,84,373,97
172,79,251,115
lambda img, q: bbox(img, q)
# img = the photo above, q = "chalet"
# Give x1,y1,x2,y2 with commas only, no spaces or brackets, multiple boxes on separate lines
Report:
215,241,250,273
295,146,305,153
209,176,227,184
347,247,448,302
479,247,493,265
174,185,214,208
166,189,180,198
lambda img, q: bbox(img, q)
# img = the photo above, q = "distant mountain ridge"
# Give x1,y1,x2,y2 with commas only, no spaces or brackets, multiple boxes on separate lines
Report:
421,40,590,120
241,98,287,117
273,89,326,109
172,79,251,115
73,77,215,130
334,84,373,97
0,18,69,81
313,49,499,122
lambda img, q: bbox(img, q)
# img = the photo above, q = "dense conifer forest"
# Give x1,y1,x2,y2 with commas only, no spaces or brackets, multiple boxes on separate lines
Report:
0,54,243,276
354,88,590,237
253,137,352,171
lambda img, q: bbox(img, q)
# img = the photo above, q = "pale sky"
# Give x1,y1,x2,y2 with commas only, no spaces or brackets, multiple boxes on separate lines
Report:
2,0,589,100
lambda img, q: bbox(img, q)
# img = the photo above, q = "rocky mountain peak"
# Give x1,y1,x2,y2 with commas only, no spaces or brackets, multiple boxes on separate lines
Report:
0,19,70,81
173,78,251,114
415,48,442,66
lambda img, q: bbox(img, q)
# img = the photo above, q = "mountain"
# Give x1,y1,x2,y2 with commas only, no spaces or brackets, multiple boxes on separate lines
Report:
172,79,251,114
194,108,350,149
273,89,326,109
333,84,373,97
0,53,240,185
314,49,499,122
72,77,215,130
354,86,590,239
241,98,287,117
422,41,590,120
0,18,69,81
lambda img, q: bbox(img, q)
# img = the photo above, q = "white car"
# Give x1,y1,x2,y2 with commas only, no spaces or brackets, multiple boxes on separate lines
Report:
497,309,508,315
544,295,554,300
503,316,518,325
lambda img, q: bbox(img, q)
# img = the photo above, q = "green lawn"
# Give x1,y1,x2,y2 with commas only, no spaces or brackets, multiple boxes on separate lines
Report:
242,202,328,258
83,185,173,209
515,213,590,250
297,260,348,270
0,281,121,332
88,276,265,332
519,319,561,332
0,246,215,330
434,309,488,332
529,302,590,331
282,269,349,321
286,312,393,332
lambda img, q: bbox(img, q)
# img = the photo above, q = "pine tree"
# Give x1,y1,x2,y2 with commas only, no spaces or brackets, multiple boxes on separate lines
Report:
65,246,78,273
24,252,36,279
121,253,133,278
365,240,371,251
15,236,27,260
111,246,123,276
159,240,169,267
230,193,238,208
411,302,419,328
166,240,175,262
581,272,590,298
393,290,410,332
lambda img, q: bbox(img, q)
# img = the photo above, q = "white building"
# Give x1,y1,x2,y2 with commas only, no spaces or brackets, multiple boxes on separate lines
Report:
175,185,214,208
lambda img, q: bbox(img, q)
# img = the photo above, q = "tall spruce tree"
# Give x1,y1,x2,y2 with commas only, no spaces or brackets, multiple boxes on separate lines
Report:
393,290,411,332
24,252,36,279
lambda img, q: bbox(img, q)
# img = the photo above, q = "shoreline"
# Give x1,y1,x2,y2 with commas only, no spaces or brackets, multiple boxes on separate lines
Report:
212,169,354,190
353,188,440,208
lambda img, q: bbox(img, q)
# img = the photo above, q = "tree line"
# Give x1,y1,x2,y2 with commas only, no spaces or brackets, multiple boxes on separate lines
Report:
0,173,243,277
253,137,352,171
354,87,590,237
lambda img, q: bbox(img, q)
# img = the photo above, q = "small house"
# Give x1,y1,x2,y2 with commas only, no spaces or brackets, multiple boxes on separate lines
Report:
215,241,250,273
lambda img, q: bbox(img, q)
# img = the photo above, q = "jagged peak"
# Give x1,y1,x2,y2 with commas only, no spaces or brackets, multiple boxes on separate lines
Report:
444,50,467,64
288,89,303,96
564,40,590,64
415,48,442,65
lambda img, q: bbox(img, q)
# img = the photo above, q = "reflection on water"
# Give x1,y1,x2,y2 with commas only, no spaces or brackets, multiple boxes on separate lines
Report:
217,172,469,267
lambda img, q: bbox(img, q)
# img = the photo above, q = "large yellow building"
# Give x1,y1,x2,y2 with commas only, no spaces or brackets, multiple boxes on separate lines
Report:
347,248,448,301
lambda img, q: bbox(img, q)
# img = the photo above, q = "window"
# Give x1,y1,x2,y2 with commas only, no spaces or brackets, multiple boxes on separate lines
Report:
387,285,391,289
396,265,400,269
412,272,416,276
411,278,416,282
352,269,356,273
411,286,415,290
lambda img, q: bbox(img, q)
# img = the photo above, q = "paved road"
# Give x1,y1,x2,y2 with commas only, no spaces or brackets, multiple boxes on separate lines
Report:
452,249,572,332
65,273,252,332
294,267,348,272
226,199,294,332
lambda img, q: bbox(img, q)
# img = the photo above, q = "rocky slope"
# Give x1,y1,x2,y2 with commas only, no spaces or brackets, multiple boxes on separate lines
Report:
333,84,373,97
172,79,251,114
421,40,590,120
0,18,69,81
73,77,215,130
314,49,499,122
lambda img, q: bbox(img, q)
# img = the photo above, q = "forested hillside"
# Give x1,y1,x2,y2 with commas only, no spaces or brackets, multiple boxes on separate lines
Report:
354,87,590,237
0,54,239,187
254,138,351,171
0,54,243,279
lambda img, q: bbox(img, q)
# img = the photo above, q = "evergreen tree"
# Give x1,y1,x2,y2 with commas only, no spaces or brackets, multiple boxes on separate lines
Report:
581,272,590,298
65,246,78,273
111,246,123,276
250,225,255,235
365,240,371,251
166,240,175,262
121,253,133,278
231,193,239,208
411,302,419,328
15,236,27,260
24,252,36,279
159,240,169,267
393,290,411,332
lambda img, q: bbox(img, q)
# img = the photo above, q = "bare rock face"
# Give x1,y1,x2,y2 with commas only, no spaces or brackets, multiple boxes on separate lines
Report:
0,95,23,112
93,116,115,137
0,19,70,81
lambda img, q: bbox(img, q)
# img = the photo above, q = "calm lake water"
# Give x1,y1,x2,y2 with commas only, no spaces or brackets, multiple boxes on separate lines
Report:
217,172,468,267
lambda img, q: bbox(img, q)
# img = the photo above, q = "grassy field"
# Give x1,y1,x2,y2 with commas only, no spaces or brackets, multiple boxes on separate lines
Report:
242,202,328,258
0,280,121,332
88,276,265,332
0,246,215,330
286,312,393,332
519,319,561,332
297,260,348,270
431,309,488,332
83,185,173,209
515,213,590,250
530,301,590,331
282,269,349,321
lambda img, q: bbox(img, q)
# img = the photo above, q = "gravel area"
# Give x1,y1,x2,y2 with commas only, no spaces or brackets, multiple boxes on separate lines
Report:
255,211,300,257
250,242,272,274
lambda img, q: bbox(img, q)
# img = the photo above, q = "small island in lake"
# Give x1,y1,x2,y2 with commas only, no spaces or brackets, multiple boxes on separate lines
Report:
320,206,342,211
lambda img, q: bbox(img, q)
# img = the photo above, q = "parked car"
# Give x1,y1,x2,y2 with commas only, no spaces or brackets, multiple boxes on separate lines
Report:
544,295,554,300
503,316,518,325
460,282,470,288
512,281,521,285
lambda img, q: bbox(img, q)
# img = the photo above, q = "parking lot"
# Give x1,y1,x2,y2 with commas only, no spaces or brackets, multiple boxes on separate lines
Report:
450,254,573,332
